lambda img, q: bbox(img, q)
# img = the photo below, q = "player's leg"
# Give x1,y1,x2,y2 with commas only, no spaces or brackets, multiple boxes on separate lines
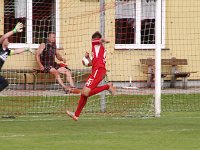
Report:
66,68,115,120
67,68,106,120
87,68,116,96
73,87,90,117
75,68,112,115
0,75,9,91
67,93,88,121
88,85,109,96
49,67,67,90
66,87,89,121
66,85,115,120
57,67,74,87
66,70,95,120
107,82,116,96
72,82,116,117
57,67,80,94
66,110,79,121
88,82,116,96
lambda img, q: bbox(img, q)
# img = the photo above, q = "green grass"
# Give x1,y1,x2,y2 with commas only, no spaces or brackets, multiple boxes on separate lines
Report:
1,93,200,115
1,95,153,115
162,93,200,111
0,112,200,150
0,93,200,149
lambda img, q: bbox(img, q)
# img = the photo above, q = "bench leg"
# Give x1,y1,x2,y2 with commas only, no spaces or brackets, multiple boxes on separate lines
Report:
32,73,36,90
147,77,151,88
161,77,164,89
170,75,176,88
24,73,27,90
182,77,188,89
146,66,154,88
147,74,153,88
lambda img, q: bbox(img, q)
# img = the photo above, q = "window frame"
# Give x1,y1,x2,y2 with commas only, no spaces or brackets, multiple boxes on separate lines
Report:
8,0,60,49
115,0,166,50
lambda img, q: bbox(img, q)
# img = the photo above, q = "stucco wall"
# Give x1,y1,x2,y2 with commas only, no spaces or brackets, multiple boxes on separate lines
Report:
0,0,199,82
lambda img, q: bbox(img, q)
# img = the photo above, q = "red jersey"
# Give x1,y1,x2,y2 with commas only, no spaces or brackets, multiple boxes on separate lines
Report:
91,38,106,70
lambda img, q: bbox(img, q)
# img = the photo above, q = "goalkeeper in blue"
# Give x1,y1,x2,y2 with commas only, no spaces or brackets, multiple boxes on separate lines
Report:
0,22,30,91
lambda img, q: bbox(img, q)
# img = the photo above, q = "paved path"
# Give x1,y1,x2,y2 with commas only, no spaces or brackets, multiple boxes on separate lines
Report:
1,87,200,96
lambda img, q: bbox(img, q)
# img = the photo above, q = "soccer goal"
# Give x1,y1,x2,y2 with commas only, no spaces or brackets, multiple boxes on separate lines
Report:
0,0,200,118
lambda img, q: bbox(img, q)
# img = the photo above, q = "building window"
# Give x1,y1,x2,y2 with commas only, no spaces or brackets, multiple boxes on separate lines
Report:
115,0,165,49
4,0,59,48
115,0,136,44
4,0,26,43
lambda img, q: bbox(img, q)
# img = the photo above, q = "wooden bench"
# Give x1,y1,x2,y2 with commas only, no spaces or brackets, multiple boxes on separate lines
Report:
140,57,197,89
32,68,91,90
1,68,91,90
0,69,33,90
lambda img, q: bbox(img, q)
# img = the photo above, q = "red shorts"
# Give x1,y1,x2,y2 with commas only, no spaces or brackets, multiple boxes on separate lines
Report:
85,67,106,90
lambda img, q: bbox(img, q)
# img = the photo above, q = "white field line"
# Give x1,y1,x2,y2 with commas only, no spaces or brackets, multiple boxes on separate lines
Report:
0,133,64,138
0,135,25,138
122,86,140,90
1,115,200,122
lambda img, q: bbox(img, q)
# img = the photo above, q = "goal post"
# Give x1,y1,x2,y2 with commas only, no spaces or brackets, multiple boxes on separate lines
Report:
155,0,162,117
100,0,106,113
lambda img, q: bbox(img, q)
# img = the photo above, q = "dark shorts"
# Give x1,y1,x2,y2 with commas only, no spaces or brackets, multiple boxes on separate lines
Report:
0,59,4,70
0,75,8,91
43,62,71,73
43,63,60,73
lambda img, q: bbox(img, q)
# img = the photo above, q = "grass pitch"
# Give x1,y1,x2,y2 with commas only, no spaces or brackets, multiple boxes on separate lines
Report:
0,112,200,150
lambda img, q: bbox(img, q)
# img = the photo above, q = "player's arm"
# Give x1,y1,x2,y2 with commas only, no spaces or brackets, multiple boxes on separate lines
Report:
0,22,23,44
35,43,45,70
55,49,66,63
100,38,110,44
10,48,29,55
85,52,92,67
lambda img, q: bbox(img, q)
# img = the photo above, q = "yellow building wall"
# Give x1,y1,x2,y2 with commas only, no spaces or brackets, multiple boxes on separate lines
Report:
59,0,100,69
60,0,156,81
165,0,200,77
0,0,199,83
104,0,200,81
0,1,3,36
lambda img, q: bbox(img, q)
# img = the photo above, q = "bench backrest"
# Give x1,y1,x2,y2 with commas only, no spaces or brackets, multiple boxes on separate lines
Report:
140,58,188,66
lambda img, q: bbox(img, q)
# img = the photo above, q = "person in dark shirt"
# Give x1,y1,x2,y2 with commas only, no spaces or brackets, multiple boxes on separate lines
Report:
0,22,30,91
35,32,80,94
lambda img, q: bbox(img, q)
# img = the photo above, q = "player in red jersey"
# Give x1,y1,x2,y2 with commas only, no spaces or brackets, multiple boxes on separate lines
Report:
66,31,116,121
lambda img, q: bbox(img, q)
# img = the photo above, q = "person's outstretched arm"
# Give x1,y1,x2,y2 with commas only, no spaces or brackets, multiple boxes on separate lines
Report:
85,52,92,67
0,22,23,44
100,38,110,44
10,47,29,55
